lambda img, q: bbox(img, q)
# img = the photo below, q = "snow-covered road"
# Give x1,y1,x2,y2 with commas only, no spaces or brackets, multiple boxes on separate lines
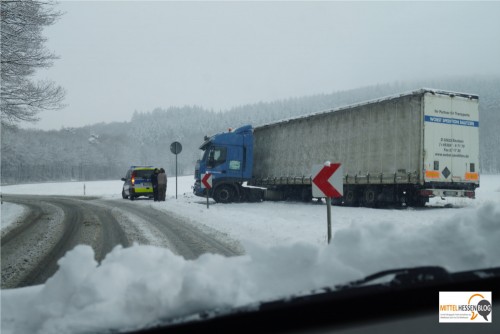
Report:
1,194,242,289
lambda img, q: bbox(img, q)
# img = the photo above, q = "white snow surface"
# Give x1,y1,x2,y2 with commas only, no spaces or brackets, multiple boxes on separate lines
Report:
1,175,500,333
0,202,28,236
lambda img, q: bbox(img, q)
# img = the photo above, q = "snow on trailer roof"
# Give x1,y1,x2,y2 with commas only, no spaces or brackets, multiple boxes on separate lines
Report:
255,88,479,130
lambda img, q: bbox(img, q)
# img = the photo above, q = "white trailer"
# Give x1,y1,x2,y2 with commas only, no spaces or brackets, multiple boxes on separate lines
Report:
249,89,479,206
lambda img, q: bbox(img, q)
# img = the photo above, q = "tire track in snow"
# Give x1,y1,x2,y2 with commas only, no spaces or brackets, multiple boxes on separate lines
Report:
1,195,243,288
105,200,244,259
1,195,129,288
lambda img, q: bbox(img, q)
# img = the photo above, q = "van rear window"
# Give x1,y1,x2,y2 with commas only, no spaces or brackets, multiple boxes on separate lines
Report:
133,170,153,179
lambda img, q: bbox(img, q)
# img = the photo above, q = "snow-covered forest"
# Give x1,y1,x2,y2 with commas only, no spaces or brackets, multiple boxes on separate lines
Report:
1,76,499,184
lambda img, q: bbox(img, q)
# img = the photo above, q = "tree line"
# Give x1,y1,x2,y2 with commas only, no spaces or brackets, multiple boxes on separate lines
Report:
1,76,499,184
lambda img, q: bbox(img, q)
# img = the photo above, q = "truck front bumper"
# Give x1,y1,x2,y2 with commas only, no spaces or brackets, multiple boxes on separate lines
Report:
193,180,208,197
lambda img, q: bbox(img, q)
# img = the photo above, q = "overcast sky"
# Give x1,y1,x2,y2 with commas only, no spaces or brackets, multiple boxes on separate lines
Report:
30,1,500,130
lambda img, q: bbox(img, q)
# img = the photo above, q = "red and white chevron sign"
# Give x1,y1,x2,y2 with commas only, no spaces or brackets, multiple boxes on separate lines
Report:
201,173,212,190
311,162,343,198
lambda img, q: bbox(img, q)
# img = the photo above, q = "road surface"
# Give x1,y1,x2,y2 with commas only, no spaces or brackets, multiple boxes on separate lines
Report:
1,195,243,289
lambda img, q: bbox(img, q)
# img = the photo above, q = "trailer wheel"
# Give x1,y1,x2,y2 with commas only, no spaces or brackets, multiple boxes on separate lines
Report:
364,188,377,207
344,190,358,207
214,185,235,203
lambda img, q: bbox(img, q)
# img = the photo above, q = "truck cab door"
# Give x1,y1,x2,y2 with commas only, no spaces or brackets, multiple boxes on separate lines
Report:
206,146,228,180
225,145,244,179
206,145,243,180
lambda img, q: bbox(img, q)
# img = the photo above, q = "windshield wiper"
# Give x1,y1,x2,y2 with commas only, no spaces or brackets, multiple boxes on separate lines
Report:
334,265,451,290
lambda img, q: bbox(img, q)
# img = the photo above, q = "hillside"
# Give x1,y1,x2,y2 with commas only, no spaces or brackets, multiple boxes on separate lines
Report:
1,76,498,184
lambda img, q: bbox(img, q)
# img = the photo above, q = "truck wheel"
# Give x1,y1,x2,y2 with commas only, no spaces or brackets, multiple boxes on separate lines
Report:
214,185,234,203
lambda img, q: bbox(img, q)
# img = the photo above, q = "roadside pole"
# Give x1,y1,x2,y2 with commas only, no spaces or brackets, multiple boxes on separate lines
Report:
327,196,332,243
170,141,182,199
175,153,177,199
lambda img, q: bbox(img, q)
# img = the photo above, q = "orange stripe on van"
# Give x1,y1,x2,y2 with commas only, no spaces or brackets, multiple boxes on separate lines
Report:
465,172,479,180
425,170,440,178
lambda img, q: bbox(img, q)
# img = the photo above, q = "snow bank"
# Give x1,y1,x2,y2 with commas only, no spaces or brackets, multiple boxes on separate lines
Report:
0,243,351,334
2,201,500,334
331,200,500,273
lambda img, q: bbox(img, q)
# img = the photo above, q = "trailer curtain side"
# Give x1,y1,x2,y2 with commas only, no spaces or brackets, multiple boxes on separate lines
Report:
252,93,424,185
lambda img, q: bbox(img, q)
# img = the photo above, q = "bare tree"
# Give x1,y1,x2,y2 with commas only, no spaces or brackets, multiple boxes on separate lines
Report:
0,0,65,128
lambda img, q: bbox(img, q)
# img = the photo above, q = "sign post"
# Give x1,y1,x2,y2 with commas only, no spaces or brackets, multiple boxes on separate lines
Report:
201,172,212,209
170,141,182,199
311,161,343,244
327,195,332,242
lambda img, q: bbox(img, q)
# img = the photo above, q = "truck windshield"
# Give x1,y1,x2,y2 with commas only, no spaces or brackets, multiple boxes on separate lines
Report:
207,146,227,168
201,149,208,161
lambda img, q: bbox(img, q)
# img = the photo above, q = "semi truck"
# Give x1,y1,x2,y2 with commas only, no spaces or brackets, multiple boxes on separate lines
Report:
193,89,480,207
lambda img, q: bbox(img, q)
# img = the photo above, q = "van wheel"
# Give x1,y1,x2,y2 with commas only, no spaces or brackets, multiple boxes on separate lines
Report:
130,195,135,201
122,190,128,199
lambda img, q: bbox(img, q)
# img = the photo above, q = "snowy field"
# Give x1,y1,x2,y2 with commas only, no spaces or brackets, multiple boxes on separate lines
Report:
1,175,500,333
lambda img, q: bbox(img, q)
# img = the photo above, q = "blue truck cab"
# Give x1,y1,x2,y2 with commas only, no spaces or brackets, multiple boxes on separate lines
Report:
194,125,256,203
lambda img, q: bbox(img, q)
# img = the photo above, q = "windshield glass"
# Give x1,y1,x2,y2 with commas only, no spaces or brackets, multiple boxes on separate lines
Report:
1,1,499,334
201,148,209,161
133,170,153,179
